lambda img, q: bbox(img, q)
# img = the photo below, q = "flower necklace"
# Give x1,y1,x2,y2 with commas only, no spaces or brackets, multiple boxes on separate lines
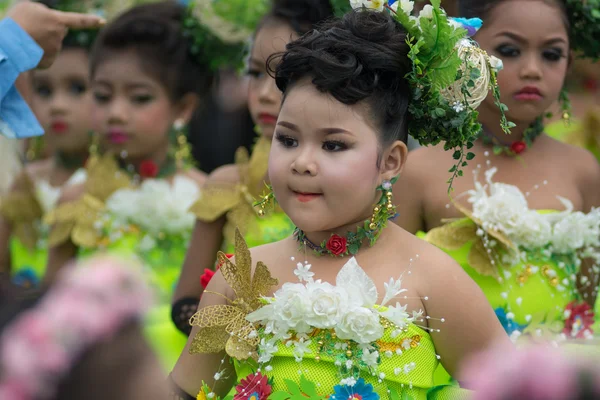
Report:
117,153,178,180
480,117,544,156
55,151,88,170
293,178,397,257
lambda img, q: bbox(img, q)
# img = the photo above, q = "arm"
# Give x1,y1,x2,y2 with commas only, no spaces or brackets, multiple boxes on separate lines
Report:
0,18,43,138
419,246,511,382
171,269,237,397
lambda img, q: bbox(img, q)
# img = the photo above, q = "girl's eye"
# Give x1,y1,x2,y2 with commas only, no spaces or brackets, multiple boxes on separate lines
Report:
93,92,111,103
132,95,153,104
495,44,520,58
322,140,348,152
275,133,298,148
542,49,565,62
35,85,52,98
247,69,264,79
69,81,87,96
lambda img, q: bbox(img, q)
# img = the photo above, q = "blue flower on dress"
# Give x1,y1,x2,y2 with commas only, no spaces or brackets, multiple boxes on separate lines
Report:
450,17,483,37
495,307,527,335
331,378,379,400
12,268,39,289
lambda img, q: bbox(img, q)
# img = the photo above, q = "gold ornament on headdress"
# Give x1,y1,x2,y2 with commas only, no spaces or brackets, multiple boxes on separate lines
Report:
45,153,131,248
189,136,271,245
425,200,517,278
189,229,278,360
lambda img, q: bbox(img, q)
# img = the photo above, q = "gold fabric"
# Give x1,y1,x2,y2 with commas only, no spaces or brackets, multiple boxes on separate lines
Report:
0,173,42,250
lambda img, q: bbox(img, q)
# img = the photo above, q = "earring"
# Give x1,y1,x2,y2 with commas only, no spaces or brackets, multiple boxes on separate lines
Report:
559,88,572,125
88,131,100,158
369,177,398,231
253,183,276,217
172,119,192,168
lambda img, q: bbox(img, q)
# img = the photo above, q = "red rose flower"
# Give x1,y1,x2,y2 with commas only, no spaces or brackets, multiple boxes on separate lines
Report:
326,234,347,256
201,254,233,289
139,160,159,178
234,372,272,400
563,301,594,339
510,141,527,155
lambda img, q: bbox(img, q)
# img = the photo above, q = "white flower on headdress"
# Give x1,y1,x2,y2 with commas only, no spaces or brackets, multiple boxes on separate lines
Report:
489,56,504,72
419,4,434,19
350,0,385,11
390,0,414,14
452,101,465,113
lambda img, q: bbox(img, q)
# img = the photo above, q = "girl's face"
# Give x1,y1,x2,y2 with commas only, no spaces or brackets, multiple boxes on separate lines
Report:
31,48,92,154
91,50,193,163
475,0,569,125
247,21,297,140
268,81,404,234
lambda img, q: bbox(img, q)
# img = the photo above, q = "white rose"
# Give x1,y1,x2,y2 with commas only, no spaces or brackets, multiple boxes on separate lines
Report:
513,212,552,249
552,213,587,254
335,307,384,344
419,4,434,19
472,183,529,237
390,0,413,14
489,56,504,71
272,283,311,333
304,281,347,329
349,0,364,10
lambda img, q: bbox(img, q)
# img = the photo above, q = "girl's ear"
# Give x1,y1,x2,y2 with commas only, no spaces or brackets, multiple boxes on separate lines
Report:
175,93,200,124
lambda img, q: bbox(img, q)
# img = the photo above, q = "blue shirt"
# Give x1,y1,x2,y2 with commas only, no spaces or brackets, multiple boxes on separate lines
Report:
0,18,44,138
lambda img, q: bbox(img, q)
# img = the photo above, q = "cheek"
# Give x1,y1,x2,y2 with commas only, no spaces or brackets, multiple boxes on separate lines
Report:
132,101,173,139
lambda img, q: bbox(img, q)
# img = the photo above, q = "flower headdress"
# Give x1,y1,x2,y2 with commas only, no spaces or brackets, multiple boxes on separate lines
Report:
179,0,270,71
565,0,600,61
350,0,510,190
0,257,152,400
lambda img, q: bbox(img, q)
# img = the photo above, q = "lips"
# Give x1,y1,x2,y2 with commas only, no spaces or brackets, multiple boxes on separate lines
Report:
106,129,129,144
50,121,68,134
258,113,277,125
292,190,322,203
514,86,543,101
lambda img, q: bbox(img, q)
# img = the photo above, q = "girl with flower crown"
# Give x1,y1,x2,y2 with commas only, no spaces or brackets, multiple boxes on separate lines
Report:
171,0,340,336
42,0,258,371
394,0,600,346
169,4,510,400
0,0,100,290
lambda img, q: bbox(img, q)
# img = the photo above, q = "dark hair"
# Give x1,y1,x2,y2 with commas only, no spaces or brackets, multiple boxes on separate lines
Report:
458,0,570,33
262,0,336,36
273,10,411,146
90,1,214,102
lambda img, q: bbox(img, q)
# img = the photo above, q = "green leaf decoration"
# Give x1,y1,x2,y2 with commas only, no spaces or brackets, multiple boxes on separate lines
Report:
270,392,292,400
299,376,318,398
389,388,402,400
284,379,302,397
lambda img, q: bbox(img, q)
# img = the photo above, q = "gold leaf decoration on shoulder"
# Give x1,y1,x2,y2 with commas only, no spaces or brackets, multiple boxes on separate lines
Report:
564,108,600,151
0,173,42,250
190,136,271,243
46,153,131,248
189,229,278,360
424,218,477,251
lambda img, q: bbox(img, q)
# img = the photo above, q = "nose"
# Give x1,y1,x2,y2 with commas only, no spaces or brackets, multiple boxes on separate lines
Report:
291,146,318,176
519,53,543,81
49,90,68,116
258,77,278,105
105,96,128,125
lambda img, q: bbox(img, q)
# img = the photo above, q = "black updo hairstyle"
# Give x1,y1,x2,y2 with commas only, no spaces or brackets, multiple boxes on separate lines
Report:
458,0,570,33
273,10,411,147
260,0,336,36
89,1,213,103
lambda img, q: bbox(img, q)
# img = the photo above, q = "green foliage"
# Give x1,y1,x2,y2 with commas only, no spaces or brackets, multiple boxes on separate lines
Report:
565,0,600,60
270,377,327,400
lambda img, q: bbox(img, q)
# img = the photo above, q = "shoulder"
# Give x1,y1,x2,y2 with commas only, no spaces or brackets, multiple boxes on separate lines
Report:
207,164,241,185
24,159,53,182
57,182,85,204
180,167,208,187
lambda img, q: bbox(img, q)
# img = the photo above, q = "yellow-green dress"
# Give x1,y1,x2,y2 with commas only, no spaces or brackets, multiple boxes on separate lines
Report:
0,169,86,287
45,154,200,371
190,136,294,256
546,109,600,161
189,233,469,400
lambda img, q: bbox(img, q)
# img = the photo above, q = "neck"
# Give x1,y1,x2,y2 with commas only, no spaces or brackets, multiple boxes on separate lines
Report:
54,150,89,171
301,215,371,249
115,148,175,180
478,109,531,144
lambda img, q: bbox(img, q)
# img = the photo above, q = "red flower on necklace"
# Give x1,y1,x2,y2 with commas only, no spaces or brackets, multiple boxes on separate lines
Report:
139,160,159,178
326,234,347,256
510,141,527,155
563,301,594,339
234,372,272,400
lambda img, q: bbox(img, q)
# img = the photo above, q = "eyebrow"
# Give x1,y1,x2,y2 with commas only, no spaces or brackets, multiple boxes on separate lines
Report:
277,121,352,135
498,31,568,45
93,80,154,91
